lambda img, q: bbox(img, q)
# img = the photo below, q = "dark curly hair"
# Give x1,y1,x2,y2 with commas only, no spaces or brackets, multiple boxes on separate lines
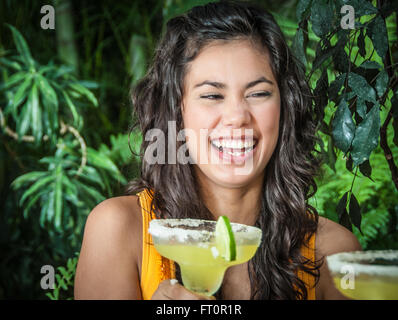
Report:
126,0,322,299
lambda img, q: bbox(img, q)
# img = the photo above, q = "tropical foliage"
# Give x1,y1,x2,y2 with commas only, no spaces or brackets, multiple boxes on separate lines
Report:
0,0,396,300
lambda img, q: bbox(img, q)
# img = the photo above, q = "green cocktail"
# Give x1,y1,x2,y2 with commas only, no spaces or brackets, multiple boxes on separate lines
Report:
326,250,398,300
148,218,262,296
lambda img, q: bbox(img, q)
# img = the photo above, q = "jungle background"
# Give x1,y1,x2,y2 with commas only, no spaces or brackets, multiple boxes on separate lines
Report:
0,0,397,299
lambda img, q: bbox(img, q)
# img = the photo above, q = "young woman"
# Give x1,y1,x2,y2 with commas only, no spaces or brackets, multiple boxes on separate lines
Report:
74,1,361,300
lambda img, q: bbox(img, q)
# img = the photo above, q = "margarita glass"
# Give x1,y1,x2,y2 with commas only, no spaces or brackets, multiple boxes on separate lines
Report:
326,250,398,300
148,218,262,296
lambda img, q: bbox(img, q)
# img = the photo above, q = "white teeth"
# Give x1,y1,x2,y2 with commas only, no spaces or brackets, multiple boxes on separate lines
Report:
211,139,255,149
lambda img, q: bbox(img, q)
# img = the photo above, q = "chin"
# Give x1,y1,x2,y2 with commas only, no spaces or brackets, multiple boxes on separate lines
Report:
199,165,265,189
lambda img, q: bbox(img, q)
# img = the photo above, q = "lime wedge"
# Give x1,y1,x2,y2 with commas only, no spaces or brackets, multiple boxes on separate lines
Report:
215,216,237,261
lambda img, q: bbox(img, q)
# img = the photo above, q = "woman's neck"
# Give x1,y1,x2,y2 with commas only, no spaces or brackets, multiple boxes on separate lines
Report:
196,170,264,226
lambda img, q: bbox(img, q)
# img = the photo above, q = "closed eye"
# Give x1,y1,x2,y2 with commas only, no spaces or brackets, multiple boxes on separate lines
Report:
247,91,272,98
200,94,224,100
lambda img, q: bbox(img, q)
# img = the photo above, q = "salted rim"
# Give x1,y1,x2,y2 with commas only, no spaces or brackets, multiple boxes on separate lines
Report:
148,218,262,244
326,250,398,277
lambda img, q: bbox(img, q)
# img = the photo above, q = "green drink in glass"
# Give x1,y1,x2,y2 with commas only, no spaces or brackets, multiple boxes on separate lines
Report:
149,218,262,296
326,250,398,300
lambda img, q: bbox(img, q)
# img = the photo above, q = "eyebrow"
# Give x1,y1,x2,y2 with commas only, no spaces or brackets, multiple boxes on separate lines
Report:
193,76,274,89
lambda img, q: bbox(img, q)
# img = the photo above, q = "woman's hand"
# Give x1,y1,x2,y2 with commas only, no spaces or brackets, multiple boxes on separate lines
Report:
151,279,216,300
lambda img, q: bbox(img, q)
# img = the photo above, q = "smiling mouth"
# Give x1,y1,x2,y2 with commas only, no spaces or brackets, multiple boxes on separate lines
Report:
209,137,257,158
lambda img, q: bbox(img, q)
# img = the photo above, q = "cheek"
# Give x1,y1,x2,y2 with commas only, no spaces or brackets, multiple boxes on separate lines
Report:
256,102,281,150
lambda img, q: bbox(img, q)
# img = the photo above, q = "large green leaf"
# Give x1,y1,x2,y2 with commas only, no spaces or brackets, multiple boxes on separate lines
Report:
11,171,48,190
332,98,355,153
292,28,307,69
19,175,54,206
351,105,380,166
29,83,43,143
6,24,35,67
296,0,312,21
310,0,334,37
348,72,376,103
368,15,389,60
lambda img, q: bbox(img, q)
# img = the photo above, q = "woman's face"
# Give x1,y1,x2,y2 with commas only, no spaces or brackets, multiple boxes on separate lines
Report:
181,39,281,189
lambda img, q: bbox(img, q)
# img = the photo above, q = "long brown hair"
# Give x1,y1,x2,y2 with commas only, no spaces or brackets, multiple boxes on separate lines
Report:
126,0,322,299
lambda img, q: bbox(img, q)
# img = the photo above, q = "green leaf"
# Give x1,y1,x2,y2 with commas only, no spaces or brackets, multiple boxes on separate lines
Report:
30,83,43,143
336,191,348,219
16,103,31,139
23,188,48,218
87,148,126,183
357,28,366,58
348,73,376,103
392,93,398,120
359,159,373,181
375,70,389,98
0,71,26,91
368,15,388,59
332,98,355,153
74,179,106,203
57,266,68,278
11,171,48,190
296,0,312,21
46,190,55,224
19,175,54,206
0,57,22,71
63,91,80,126
310,0,334,37
339,208,353,231
328,73,346,102
6,24,35,67
356,98,367,119
37,74,58,108
68,82,98,107
70,166,104,190
61,175,83,207
349,193,362,233
393,118,398,147
40,194,50,228
54,165,64,229
359,61,381,70
312,40,335,71
351,105,380,166
292,28,307,70
12,74,33,110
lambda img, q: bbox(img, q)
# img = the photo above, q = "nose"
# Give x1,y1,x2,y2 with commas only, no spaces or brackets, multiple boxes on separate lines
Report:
221,98,251,128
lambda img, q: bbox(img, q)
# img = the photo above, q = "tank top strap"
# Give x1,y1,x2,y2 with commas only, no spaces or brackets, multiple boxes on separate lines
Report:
138,188,175,300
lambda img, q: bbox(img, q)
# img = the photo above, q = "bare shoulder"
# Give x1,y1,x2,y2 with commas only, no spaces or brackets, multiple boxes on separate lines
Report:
316,216,362,257
85,195,142,235
74,195,143,300
315,216,362,300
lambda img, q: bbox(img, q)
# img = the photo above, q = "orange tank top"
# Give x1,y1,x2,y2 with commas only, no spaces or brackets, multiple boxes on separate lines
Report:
138,188,316,300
